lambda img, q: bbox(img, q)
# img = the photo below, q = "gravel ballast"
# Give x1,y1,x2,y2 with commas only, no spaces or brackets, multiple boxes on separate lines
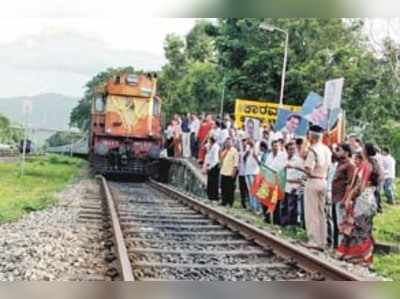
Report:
0,179,108,281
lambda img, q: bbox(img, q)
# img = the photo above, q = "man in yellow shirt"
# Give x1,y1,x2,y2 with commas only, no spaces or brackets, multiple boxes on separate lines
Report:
220,137,239,207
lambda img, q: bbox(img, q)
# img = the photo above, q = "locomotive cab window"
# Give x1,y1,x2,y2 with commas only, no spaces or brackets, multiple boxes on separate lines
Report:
153,97,160,116
126,74,139,85
94,96,105,112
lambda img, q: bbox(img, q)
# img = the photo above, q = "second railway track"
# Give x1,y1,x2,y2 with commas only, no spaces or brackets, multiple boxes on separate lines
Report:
98,176,364,281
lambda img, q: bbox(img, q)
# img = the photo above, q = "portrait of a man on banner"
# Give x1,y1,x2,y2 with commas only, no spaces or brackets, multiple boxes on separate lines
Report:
244,117,261,140
275,109,309,138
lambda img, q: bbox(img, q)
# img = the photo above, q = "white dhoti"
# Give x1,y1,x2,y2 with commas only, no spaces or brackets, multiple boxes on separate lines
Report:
304,178,327,248
182,132,191,158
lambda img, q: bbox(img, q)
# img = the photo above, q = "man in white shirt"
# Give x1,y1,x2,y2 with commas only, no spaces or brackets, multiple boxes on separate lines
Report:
219,122,230,146
244,140,261,213
282,142,305,227
181,113,191,158
265,140,287,171
382,147,396,204
375,148,386,212
189,114,200,158
238,138,249,209
264,140,287,224
224,114,232,130
205,137,220,201
164,124,174,157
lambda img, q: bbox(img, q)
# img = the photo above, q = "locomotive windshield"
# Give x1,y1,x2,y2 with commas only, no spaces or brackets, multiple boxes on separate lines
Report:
95,96,105,112
153,97,160,116
126,74,139,85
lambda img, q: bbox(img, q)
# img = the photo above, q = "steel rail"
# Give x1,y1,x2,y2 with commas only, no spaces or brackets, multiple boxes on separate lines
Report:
98,176,134,281
148,179,368,281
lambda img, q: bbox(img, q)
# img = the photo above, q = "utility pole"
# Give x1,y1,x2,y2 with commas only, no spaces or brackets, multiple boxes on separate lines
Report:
21,99,32,177
219,75,226,120
259,22,289,107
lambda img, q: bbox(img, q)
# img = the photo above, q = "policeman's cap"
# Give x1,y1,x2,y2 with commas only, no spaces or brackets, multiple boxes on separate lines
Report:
309,125,324,134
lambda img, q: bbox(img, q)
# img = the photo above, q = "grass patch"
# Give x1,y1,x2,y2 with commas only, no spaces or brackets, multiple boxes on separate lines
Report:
373,254,400,281
229,192,308,242
374,179,400,244
0,155,86,223
374,203,400,244
372,179,400,281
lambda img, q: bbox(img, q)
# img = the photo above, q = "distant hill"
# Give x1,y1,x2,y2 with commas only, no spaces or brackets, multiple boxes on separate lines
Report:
0,93,79,130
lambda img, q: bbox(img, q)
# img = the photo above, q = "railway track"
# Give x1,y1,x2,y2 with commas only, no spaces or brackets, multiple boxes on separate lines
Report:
94,176,364,281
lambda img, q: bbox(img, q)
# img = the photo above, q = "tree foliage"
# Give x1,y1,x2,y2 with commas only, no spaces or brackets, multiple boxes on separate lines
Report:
0,114,22,145
46,131,83,147
204,19,399,156
159,20,223,120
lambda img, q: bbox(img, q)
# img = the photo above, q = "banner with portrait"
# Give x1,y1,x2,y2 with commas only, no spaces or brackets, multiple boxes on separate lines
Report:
299,80,344,131
299,92,329,130
244,117,261,141
275,109,309,137
234,99,301,129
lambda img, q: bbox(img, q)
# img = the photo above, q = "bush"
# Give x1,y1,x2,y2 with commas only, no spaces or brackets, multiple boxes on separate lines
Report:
47,154,84,167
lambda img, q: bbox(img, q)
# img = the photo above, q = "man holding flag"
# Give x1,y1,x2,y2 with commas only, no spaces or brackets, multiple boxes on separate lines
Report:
251,139,287,224
264,139,287,224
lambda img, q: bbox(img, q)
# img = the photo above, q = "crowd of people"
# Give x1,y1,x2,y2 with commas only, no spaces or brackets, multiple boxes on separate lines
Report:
163,113,397,267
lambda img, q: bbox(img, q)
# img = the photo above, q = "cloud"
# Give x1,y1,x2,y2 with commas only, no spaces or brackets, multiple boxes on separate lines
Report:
0,28,165,76
0,17,197,97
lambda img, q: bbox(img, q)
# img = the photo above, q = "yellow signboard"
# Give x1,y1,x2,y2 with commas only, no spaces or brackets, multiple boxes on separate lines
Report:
234,99,301,128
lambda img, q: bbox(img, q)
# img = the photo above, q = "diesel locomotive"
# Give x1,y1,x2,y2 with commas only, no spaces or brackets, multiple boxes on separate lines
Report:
89,73,162,176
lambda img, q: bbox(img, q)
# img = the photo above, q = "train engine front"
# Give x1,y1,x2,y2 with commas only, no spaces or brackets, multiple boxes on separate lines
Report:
89,73,162,176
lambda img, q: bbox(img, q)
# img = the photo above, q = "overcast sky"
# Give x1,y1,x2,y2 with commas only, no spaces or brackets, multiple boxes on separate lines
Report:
0,0,198,97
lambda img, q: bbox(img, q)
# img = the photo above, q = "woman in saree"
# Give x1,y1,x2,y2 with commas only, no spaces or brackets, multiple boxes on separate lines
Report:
337,144,381,266
197,115,214,164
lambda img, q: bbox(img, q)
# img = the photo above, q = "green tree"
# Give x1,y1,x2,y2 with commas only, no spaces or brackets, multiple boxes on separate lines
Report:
356,38,400,167
46,131,83,147
0,114,22,145
158,34,188,120
159,21,223,121
209,19,381,117
186,20,216,63
175,62,222,114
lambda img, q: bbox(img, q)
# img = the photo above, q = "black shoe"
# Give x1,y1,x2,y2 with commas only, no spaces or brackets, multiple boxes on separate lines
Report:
263,215,270,223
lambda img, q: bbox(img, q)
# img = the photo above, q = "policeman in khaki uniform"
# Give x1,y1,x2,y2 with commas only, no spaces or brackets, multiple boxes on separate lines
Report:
303,125,332,250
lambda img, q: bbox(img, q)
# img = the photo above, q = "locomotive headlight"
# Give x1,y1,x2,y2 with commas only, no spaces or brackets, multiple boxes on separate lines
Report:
95,143,109,156
140,87,152,97
149,145,161,159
